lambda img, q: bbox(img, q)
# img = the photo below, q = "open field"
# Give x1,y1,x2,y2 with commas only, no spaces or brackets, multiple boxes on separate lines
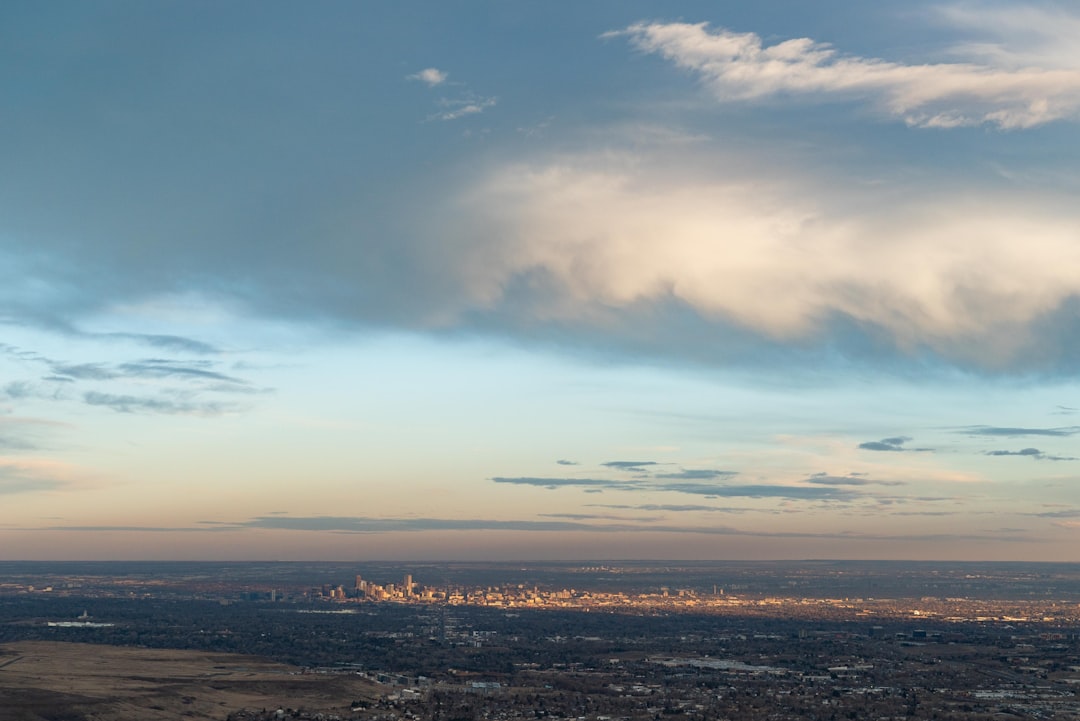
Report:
0,641,377,721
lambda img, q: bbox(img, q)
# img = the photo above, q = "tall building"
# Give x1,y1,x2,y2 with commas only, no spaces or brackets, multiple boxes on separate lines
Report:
403,574,413,597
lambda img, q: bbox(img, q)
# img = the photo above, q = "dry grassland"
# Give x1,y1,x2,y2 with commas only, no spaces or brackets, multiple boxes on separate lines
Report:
0,641,378,721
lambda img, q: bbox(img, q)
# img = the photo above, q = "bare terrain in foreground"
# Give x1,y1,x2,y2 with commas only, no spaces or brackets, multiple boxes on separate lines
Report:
0,641,377,721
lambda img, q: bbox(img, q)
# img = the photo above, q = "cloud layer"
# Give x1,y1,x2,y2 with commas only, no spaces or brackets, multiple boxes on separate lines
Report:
33,514,1037,545
5,6,1080,378
452,147,1080,371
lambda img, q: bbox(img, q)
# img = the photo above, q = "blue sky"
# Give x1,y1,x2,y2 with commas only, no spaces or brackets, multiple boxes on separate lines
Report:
2,0,1080,560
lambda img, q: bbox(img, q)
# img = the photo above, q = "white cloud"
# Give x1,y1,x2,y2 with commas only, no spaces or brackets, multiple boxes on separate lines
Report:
937,3,1080,70
408,67,448,87
448,145,1080,367
431,96,497,122
407,67,495,121
607,20,1080,128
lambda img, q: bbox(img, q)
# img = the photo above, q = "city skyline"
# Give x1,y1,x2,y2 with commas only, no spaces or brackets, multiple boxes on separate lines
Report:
2,1,1080,561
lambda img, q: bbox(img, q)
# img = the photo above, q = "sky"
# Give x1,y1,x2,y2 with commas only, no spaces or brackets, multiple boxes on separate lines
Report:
2,0,1080,562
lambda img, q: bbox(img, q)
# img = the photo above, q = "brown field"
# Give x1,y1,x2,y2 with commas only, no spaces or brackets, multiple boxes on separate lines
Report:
0,641,379,721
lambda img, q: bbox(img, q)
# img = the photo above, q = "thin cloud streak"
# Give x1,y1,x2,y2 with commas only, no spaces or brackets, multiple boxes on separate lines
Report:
857,437,932,452
602,460,660,471
654,469,738,480
805,474,905,487
589,503,754,514
985,447,1077,461
491,477,640,490
1030,509,1080,519
430,96,497,122
492,476,861,501
82,391,238,416
655,483,858,501
28,515,1043,545
961,425,1080,437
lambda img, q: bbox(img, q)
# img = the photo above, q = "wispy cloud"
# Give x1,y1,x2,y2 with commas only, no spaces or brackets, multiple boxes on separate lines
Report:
607,20,1080,128
407,65,494,121
2,381,52,404
2,341,268,421
986,447,1077,461
538,512,663,522
654,469,737,480
491,476,640,491
654,482,858,501
93,332,219,354
805,473,905,487
0,434,35,452
83,391,237,416
2,326,219,356
960,425,1080,437
1029,508,1080,518
890,510,958,517
589,503,753,514
430,96,497,122
0,414,68,452
232,515,646,534
602,460,659,472
857,436,931,452
492,474,857,501
51,358,247,386
51,363,116,381
115,359,246,384
936,3,1080,71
